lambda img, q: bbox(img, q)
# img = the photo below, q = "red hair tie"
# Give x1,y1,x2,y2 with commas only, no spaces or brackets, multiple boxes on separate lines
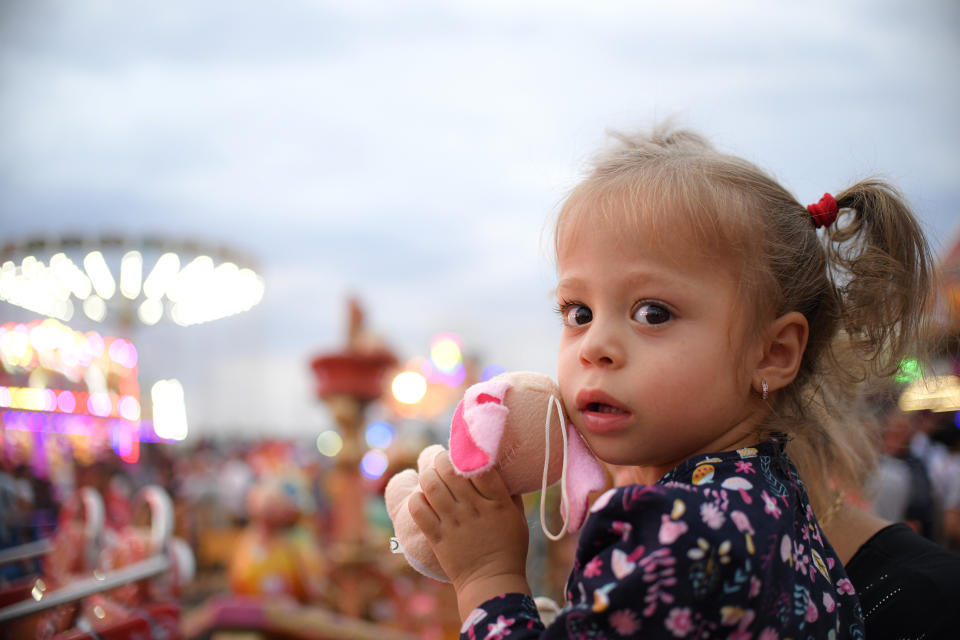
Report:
807,193,839,229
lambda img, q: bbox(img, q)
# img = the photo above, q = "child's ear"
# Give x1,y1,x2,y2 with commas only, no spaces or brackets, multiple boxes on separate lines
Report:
754,311,809,394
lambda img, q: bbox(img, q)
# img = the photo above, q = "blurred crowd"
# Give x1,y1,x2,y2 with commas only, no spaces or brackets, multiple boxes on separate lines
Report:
869,400,960,551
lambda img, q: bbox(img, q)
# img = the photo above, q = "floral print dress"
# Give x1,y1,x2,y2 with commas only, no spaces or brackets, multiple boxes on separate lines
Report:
459,439,864,639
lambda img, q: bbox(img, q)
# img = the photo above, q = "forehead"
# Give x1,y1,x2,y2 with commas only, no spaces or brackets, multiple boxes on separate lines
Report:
556,221,737,293
556,186,736,275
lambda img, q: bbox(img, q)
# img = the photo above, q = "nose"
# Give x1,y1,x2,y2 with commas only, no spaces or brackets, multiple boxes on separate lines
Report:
577,318,625,368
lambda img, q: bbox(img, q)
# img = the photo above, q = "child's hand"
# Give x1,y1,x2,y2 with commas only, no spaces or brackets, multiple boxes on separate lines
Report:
409,450,531,619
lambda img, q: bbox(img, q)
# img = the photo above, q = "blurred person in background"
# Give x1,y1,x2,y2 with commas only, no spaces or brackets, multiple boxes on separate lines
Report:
869,400,938,539
926,414,960,550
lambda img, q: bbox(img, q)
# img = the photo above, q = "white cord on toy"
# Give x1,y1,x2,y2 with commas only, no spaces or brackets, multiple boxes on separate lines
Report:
539,394,569,541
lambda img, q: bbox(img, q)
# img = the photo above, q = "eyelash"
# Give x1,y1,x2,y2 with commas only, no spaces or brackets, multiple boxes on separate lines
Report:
554,298,673,326
554,298,582,322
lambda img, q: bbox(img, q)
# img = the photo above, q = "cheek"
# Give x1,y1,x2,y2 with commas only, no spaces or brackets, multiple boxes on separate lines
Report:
556,354,577,405
556,338,577,371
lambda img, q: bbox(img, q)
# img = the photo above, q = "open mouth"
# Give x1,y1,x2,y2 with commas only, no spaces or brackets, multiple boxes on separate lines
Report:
585,402,628,415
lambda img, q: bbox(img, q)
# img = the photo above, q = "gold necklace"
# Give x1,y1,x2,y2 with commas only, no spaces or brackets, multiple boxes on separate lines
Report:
818,490,846,527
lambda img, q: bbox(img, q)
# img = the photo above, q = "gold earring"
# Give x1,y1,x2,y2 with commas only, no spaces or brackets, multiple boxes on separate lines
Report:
761,379,769,401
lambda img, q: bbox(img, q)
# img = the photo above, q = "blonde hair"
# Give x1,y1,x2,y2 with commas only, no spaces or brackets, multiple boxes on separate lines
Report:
554,125,934,516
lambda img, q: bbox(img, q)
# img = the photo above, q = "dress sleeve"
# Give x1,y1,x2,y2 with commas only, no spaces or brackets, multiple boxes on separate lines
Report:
458,593,546,639
458,483,767,639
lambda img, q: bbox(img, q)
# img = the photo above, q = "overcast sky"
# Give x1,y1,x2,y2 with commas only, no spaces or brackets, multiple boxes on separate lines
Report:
1,0,958,437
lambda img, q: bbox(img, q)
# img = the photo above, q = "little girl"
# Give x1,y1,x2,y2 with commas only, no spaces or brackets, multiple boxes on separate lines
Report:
409,126,932,638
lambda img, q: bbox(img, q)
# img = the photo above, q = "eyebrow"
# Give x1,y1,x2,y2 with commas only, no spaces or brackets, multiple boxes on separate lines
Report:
556,269,681,292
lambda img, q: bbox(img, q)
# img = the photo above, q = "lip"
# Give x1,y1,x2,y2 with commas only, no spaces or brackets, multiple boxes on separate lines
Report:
575,389,632,435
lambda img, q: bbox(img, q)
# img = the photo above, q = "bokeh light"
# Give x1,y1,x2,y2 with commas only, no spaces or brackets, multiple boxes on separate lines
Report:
57,391,75,413
360,449,389,480
442,363,466,388
85,332,105,357
87,392,112,418
118,395,141,421
40,389,56,412
392,371,427,404
108,338,138,369
83,296,107,322
138,298,164,325
151,379,189,440
365,421,396,449
429,334,462,374
482,364,507,381
421,358,466,388
316,430,343,457
119,251,142,300
895,358,924,384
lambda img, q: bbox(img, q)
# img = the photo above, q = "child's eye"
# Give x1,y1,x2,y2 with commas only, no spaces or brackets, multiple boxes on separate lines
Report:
632,302,671,325
558,303,593,327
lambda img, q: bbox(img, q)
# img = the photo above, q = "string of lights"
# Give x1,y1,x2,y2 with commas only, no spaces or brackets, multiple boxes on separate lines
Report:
0,235,264,328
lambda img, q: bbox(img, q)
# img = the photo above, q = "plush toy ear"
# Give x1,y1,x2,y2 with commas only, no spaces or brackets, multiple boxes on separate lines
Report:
560,424,606,532
448,378,512,476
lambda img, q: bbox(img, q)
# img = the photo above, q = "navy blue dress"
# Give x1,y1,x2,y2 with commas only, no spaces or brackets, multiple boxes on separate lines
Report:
459,439,865,639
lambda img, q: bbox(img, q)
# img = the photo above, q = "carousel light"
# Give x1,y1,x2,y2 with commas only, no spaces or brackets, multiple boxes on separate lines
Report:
118,395,141,421
138,298,163,325
10,324,29,359
1,237,263,327
57,390,76,413
0,258,73,322
87,392,112,418
28,322,50,351
83,295,107,322
167,255,214,303
152,378,188,440
50,253,92,300
83,251,116,300
85,332,105,358
142,252,180,300
40,389,56,412
110,419,139,462
108,338,138,369
120,251,143,300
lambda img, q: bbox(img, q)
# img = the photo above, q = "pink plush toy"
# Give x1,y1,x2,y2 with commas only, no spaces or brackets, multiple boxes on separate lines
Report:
385,371,606,582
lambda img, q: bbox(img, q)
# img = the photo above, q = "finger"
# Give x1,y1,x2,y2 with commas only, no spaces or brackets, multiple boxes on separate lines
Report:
417,444,446,473
468,466,513,502
419,464,459,514
408,491,441,540
433,451,483,500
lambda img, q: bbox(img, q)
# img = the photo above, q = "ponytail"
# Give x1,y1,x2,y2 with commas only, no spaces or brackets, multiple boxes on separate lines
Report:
826,179,934,380
783,179,935,517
